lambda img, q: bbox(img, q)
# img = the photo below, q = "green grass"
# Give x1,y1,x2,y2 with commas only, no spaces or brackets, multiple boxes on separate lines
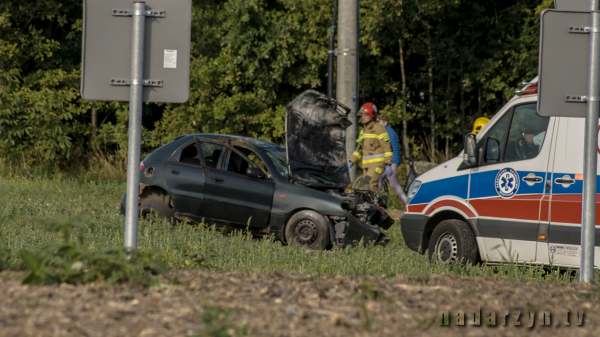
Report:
0,175,596,283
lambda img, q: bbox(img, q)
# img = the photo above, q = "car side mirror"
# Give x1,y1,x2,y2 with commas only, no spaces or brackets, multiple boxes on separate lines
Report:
246,167,266,179
463,133,478,166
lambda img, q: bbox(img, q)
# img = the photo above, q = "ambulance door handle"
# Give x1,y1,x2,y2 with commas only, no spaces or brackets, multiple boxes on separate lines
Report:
555,177,575,185
523,176,543,183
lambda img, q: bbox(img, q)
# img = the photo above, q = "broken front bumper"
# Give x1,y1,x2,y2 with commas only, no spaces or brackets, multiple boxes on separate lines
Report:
334,214,391,248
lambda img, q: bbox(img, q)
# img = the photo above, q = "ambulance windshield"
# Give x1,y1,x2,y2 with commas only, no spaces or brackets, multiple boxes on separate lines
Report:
483,103,550,164
504,104,549,162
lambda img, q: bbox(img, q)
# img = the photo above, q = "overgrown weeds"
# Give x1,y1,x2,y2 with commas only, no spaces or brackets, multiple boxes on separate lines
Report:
19,216,167,287
82,149,127,182
0,148,127,182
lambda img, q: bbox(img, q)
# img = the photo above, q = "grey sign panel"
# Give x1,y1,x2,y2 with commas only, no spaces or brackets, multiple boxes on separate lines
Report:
81,0,191,103
538,10,590,117
555,0,590,11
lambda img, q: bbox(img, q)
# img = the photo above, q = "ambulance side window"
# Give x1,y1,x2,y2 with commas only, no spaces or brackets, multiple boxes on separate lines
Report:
503,103,550,162
484,113,510,164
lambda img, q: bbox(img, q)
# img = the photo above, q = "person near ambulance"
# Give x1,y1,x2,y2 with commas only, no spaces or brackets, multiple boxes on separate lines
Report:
347,103,393,192
472,117,490,135
377,114,408,204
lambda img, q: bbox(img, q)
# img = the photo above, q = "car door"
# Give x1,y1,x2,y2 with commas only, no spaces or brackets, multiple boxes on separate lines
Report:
198,139,275,227
544,117,600,267
164,140,206,219
469,102,554,263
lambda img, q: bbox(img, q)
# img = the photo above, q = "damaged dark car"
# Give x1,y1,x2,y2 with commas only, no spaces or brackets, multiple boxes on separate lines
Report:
121,90,394,248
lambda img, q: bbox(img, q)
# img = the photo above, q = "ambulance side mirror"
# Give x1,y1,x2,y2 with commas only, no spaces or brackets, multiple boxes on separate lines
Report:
463,133,478,166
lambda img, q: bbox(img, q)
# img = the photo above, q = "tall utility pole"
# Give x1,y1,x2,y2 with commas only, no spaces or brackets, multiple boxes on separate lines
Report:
327,0,338,98
581,0,600,283
337,0,359,181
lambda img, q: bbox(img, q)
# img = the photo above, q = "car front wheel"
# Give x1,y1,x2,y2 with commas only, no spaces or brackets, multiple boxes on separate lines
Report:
285,210,331,249
428,219,478,265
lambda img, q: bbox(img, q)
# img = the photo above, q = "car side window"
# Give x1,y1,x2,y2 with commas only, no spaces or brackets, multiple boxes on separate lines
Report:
229,147,272,178
484,112,510,164
226,150,252,175
179,143,201,166
503,103,550,162
247,152,269,175
199,142,223,168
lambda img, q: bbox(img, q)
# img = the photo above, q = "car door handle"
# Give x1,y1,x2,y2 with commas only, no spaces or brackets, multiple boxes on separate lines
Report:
212,178,224,184
523,176,543,183
171,169,180,175
555,177,575,185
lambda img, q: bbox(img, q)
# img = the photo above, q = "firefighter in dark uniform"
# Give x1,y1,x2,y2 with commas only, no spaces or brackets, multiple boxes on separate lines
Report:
347,103,393,192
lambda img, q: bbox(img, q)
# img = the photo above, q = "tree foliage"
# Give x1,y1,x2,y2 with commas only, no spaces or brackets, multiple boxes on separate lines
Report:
0,0,553,167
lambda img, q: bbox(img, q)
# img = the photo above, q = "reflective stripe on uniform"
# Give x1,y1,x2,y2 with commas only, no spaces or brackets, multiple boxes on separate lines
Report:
363,157,385,164
378,133,390,141
363,154,385,160
362,153,385,164
362,134,378,139
384,152,393,157
352,151,362,159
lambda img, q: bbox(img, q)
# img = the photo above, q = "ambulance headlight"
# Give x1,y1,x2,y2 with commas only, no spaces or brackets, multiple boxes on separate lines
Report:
406,180,422,204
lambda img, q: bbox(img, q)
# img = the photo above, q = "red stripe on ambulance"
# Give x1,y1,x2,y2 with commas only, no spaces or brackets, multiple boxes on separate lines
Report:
424,200,476,218
469,195,542,221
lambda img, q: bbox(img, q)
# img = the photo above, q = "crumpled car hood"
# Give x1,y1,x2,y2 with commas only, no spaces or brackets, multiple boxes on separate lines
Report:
285,90,352,187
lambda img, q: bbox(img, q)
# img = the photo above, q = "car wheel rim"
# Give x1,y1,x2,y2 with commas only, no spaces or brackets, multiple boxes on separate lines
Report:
435,232,457,264
294,220,318,245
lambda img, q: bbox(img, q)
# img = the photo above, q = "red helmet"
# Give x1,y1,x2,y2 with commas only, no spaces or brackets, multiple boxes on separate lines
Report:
358,102,378,121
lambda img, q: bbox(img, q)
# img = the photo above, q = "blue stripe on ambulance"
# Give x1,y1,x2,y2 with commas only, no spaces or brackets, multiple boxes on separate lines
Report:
409,175,469,205
410,170,551,206
469,170,546,199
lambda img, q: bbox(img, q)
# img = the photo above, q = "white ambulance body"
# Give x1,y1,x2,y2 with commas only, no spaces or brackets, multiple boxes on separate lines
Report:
401,78,599,267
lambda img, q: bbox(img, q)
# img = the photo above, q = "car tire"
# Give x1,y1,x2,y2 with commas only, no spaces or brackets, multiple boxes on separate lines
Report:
285,210,331,249
428,219,478,265
139,199,175,223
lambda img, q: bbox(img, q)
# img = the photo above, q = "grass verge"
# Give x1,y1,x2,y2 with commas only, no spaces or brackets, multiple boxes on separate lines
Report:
0,175,596,283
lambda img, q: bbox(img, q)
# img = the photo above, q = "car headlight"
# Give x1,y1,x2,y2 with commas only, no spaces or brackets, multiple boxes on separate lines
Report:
406,180,422,204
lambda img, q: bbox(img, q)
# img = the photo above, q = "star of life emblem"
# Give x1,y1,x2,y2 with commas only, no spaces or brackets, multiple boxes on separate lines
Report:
495,168,520,198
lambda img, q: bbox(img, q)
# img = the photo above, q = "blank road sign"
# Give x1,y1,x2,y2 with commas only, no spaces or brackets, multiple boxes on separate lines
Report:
538,10,590,117
81,0,192,103
554,0,590,11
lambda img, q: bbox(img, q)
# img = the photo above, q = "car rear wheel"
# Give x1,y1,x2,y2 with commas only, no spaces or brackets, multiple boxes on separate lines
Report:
139,199,175,223
428,219,478,265
285,210,331,249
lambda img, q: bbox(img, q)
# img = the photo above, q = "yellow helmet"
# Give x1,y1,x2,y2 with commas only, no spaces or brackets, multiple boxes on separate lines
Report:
472,117,490,134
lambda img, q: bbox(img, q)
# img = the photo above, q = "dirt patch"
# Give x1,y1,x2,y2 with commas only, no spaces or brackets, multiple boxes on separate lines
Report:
0,270,598,336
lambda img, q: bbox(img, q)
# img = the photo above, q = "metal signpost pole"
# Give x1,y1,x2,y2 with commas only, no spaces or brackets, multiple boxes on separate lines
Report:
581,0,600,282
337,0,359,181
124,1,146,251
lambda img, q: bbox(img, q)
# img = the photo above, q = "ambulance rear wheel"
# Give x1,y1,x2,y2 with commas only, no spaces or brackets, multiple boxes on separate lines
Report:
428,219,478,265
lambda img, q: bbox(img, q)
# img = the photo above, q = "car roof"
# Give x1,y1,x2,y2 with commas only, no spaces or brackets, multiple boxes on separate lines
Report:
178,134,283,149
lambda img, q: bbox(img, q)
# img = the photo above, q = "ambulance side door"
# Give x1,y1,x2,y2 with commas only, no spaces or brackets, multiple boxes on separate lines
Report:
545,117,600,267
468,102,553,263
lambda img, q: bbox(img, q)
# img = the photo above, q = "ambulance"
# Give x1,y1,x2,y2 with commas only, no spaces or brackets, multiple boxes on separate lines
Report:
401,77,600,268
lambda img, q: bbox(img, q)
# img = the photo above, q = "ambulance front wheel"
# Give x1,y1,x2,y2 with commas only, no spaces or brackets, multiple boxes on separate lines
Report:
428,219,478,265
